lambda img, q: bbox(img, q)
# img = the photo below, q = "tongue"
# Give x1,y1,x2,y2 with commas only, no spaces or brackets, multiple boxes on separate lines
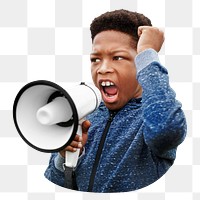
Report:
104,86,118,95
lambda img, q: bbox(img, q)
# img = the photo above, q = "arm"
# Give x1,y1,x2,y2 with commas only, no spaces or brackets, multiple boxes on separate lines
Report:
135,27,187,157
136,49,186,156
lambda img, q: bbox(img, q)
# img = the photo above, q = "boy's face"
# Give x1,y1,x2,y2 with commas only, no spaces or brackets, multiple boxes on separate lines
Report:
90,30,142,110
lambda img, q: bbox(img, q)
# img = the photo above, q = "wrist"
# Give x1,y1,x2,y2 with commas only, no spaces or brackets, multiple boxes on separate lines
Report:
135,48,160,73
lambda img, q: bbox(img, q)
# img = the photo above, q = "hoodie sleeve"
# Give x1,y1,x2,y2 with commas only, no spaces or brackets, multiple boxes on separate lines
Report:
44,153,65,187
44,150,86,187
135,49,187,157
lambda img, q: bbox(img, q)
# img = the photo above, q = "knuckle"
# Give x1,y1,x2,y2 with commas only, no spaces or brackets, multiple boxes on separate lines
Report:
66,146,71,151
70,141,77,147
74,135,80,141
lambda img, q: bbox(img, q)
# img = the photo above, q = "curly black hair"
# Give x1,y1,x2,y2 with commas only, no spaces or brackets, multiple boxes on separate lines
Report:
90,9,152,47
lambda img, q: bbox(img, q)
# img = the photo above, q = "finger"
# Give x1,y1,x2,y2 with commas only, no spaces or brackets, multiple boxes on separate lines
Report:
60,146,77,156
65,145,78,152
138,26,149,37
73,134,82,142
81,120,90,146
82,120,91,134
82,134,88,147
137,26,142,37
70,140,83,148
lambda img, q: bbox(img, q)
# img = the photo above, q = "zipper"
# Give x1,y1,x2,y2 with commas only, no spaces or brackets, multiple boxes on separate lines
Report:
87,111,116,192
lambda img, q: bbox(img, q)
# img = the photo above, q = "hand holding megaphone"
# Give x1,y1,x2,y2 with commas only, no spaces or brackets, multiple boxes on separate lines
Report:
59,120,90,157
59,119,91,168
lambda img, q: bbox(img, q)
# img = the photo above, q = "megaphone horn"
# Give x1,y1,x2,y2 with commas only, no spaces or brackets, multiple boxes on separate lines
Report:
13,80,80,153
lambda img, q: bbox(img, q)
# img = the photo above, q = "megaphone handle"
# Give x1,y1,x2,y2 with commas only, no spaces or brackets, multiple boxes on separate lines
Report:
64,124,82,168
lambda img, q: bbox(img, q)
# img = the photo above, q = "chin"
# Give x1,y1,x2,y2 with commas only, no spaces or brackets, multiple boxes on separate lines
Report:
104,102,122,111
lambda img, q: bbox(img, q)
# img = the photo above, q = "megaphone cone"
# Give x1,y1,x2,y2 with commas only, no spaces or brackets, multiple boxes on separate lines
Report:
13,80,79,153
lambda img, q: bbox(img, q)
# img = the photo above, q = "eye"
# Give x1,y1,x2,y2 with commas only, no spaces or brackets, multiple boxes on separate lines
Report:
90,58,101,63
113,56,124,61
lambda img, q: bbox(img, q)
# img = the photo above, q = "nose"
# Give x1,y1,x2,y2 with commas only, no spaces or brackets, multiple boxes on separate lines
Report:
97,60,114,74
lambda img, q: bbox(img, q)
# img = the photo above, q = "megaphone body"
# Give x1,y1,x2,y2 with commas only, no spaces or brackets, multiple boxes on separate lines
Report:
13,80,101,168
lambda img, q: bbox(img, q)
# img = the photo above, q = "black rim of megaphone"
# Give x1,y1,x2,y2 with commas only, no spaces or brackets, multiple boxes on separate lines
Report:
13,80,79,153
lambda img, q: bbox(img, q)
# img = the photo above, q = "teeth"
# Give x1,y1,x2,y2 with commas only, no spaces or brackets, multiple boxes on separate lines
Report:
101,82,106,86
101,81,114,87
106,81,110,86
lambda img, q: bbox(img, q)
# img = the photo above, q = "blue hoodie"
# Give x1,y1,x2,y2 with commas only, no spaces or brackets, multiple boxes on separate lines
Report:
44,49,187,192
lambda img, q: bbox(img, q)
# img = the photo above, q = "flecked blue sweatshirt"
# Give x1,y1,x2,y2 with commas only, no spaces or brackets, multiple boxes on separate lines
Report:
44,49,187,192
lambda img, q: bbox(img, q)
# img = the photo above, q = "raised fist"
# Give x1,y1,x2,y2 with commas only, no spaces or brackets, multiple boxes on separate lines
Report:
137,26,165,53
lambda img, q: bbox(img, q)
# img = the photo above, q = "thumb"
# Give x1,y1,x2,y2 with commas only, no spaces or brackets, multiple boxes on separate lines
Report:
81,120,91,146
137,26,146,37
82,120,91,134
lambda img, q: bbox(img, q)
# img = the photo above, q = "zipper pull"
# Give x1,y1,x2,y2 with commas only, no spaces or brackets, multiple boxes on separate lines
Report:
108,111,117,122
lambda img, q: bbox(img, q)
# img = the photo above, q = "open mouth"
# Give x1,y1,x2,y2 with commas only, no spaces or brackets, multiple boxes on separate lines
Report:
100,80,118,103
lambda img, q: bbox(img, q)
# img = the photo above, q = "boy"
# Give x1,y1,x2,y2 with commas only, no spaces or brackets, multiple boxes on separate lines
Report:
45,9,187,192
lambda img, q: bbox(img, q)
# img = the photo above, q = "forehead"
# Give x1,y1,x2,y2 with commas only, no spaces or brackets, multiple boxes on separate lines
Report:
92,30,135,51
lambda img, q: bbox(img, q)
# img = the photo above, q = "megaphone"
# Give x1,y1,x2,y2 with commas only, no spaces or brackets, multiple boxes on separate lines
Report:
13,80,101,168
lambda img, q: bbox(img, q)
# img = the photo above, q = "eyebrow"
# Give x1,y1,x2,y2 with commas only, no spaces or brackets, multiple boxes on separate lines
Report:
90,52,100,56
90,49,129,56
